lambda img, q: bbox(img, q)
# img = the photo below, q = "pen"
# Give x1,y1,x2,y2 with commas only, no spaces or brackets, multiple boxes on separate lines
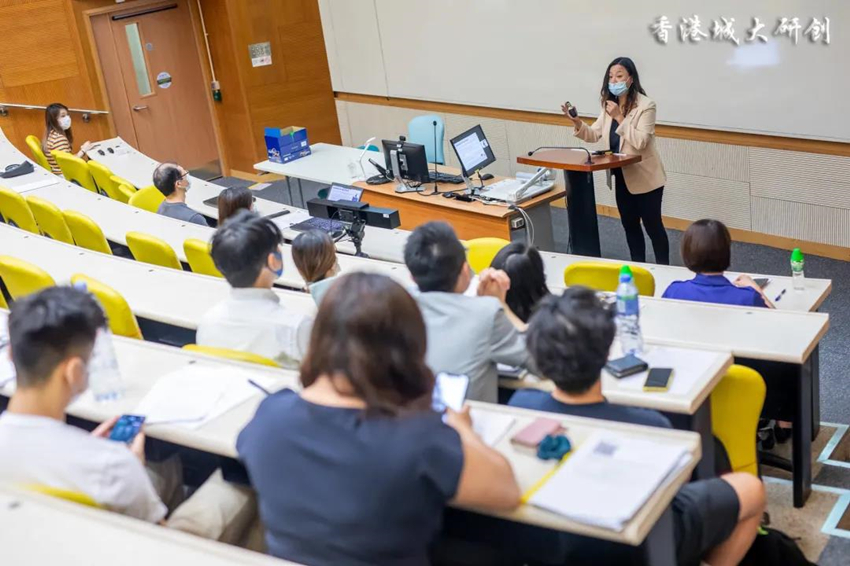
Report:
774,289,787,302
248,379,271,396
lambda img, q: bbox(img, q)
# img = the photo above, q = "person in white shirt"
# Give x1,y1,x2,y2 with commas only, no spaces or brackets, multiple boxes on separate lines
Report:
0,287,166,521
198,210,312,368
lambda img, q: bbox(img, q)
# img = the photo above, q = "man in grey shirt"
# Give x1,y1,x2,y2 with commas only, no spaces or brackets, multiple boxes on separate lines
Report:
153,162,209,226
404,221,533,403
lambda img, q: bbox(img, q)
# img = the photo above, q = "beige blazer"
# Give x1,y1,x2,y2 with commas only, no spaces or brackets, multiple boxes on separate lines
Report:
574,92,667,195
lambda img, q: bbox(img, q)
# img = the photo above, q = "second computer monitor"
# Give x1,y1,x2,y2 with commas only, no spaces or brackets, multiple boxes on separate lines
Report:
381,139,430,184
450,125,496,178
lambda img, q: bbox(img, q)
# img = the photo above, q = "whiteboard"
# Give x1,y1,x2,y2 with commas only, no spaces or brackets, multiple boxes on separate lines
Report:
320,0,848,142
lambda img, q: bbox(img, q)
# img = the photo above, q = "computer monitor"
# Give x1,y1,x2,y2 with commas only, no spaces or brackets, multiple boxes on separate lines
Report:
381,139,430,184
327,183,363,202
450,125,496,178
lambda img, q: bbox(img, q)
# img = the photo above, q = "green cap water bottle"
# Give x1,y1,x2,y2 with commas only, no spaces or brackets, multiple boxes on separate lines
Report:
790,248,805,290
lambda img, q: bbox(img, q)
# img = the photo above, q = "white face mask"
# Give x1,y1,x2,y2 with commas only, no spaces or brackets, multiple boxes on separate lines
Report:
58,116,72,131
182,177,192,192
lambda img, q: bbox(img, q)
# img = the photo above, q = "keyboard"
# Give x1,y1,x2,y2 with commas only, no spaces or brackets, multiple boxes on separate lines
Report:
290,217,345,234
429,171,464,184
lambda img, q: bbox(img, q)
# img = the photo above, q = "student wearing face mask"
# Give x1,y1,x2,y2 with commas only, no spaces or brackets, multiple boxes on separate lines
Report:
198,210,313,368
562,57,669,265
152,162,210,226
43,103,93,175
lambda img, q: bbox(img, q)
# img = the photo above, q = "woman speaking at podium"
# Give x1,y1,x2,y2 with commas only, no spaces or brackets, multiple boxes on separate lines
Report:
563,57,669,265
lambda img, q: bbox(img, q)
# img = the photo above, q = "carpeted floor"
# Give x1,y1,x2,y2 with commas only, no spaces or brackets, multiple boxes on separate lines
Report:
218,175,850,562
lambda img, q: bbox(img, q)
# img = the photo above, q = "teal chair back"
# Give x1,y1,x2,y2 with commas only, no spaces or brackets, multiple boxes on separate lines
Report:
408,115,445,165
357,144,380,152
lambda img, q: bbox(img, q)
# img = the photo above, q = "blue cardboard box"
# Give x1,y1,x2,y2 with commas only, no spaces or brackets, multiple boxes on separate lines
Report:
265,126,310,163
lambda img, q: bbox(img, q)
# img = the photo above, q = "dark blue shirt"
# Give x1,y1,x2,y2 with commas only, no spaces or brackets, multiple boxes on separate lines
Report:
237,389,464,566
508,389,672,429
662,273,768,308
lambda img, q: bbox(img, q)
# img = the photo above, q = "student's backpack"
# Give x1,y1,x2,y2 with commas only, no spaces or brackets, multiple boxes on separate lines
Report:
739,527,816,566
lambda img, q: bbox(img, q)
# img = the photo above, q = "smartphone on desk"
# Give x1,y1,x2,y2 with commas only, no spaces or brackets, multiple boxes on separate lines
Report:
109,415,145,444
643,368,674,392
432,372,469,413
605,354,648,378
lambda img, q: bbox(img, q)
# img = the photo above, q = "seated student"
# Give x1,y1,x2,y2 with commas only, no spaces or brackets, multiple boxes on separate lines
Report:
510,287,766,566
152,162,209,226
238,273,520,565
291,229,340,304
43,103,93,175
490,241,551,323
198,210,311,368
0,286,166,521
404,221,533,403
662,219,773,308
217,186,255,223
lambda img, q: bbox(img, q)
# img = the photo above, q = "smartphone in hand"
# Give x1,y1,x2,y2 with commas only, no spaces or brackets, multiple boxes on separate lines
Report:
109,415,145,444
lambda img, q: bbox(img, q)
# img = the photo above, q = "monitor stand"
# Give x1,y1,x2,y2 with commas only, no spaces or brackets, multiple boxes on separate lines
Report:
390,149,420,194
462,172,480,196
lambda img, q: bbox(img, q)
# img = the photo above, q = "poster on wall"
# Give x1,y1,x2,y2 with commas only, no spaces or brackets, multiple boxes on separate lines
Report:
249,42,273,67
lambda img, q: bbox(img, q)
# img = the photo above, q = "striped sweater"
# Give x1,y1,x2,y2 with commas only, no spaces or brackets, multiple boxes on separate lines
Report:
45,130,72,175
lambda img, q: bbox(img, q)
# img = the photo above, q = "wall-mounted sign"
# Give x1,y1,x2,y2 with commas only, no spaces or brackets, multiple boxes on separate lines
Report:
650,15,831,46
249,41,272,67
156,71,172,89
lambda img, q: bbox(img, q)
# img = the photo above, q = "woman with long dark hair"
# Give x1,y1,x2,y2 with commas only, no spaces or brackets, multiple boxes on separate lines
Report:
42,103,92,175
562,57,669,264
291,229,340,303
237,273,520,565
217,186,255,223
490,242,550,323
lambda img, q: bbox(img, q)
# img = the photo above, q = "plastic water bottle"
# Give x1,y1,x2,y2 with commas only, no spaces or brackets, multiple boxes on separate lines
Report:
88,328,124,402
791,248,805,291
616,265,644,354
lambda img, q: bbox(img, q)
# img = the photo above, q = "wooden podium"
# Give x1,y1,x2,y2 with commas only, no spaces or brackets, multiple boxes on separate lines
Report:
518,150,641,257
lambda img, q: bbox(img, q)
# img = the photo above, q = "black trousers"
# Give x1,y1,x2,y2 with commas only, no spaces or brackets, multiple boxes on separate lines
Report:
614,174,670,265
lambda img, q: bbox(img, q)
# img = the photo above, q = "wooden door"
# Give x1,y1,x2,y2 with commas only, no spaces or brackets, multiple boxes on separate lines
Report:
92,1,218,171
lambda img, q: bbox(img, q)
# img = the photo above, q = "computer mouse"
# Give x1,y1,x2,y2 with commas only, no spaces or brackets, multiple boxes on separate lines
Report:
107,147,115,154
480,173,494,181
98,150,105,156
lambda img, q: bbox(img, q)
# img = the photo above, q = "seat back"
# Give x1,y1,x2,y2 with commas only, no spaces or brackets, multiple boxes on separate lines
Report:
126,231,181,269
711,365,766,476
563,261,656,296
111,175,137,204
24,484,102,508
25,196,74,244
87,161,120,199
25,135,51,171
0,256,55,300
408,115,445,164
466,237,510,274
182,344,280,368
0,187,40,234
71,274,143,339
51,151,98,193
62,210,112,255
183,239,222,277
128,185,165,213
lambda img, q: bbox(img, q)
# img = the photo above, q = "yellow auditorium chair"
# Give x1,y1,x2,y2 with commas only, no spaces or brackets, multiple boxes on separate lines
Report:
87,161,123,200
0,187,40,234
182,344,280,368
184,239,222,277
25,484,101,508
25,135,51,171
71,274,143,339
51,151,98,193
110,175,137,204
0,256,55,300
0,291,7,309
563,261,656,297
126,231,182,270
711,365,766,476
128,185,165,213
25,196,74,244
466,237,510,274
62,211,112,255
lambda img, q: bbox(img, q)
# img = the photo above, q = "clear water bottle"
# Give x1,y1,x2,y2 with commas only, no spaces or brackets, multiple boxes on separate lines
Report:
87,328,124,402
791,248,805,291
616,265,644,354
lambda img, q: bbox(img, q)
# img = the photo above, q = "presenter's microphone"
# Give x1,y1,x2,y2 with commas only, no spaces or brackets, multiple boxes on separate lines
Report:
527,146,593,164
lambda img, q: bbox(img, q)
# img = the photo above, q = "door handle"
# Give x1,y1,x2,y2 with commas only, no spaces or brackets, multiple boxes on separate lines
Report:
132,105,149,111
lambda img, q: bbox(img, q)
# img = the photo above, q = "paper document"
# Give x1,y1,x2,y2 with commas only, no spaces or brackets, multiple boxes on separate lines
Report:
528,433,689,531
135,366,277,429
470,408,516,447
6,177,60,193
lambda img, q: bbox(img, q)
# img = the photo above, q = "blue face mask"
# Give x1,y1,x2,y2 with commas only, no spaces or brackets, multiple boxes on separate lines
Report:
608,81,629,97
270,251,283,277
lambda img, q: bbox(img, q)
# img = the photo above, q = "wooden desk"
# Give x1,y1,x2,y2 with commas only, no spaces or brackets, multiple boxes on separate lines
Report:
0,487,300,565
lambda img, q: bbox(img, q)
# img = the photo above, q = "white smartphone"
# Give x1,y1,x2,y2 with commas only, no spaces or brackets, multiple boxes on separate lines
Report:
432,372,470,413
